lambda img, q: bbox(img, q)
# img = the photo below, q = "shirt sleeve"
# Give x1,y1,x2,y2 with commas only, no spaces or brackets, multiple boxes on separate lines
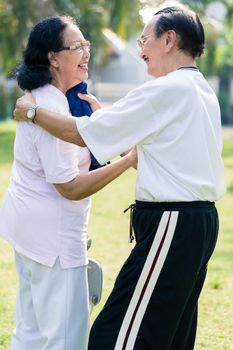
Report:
76,84,155,164
35,128,80,184
32,87,80,184
76,77,194,164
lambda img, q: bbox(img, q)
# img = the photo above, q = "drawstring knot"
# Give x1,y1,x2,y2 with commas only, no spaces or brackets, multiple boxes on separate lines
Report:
123,203,136,243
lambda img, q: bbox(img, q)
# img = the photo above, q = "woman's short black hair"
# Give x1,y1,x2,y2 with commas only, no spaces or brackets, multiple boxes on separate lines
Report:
15,16,77,90
153,6,205,58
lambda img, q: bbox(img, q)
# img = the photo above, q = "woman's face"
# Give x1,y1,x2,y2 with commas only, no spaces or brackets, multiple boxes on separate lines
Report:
50,23,90,92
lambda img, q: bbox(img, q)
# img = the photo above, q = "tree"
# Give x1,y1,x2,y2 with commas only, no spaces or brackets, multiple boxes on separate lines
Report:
183,0,233,123
215,1,233,124
53,0,143,72
0,0,143,76
109,0,142,39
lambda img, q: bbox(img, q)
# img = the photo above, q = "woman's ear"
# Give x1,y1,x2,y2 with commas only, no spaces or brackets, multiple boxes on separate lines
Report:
48,51,59,68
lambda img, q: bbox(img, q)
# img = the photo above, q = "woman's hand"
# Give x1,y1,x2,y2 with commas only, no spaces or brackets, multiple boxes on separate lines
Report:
78,93,102,111
126,146,138,169
13,91,36,121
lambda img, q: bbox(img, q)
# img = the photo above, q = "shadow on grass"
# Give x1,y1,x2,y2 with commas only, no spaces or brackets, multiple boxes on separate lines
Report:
0,131,15,164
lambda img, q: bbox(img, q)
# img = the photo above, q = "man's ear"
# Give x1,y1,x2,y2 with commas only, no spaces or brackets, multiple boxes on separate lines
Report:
48,51,59,68
164,30,177,52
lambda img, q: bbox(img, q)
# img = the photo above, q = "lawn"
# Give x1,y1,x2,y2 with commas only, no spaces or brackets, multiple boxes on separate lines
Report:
0,121,233,350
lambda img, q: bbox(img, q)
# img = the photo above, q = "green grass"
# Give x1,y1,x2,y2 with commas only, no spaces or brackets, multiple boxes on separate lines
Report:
0,121,233,349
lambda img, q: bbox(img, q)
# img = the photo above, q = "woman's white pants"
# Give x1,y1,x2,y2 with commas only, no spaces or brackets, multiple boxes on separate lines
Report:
10,251,89,350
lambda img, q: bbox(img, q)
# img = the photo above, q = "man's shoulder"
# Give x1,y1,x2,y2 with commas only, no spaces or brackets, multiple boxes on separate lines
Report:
134,74,188,101
138,73,189,91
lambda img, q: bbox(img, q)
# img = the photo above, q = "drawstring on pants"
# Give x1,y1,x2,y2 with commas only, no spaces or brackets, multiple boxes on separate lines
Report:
123,203,136,243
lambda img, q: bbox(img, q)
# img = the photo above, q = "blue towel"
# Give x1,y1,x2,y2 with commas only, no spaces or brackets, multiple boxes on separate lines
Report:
66,82,103,171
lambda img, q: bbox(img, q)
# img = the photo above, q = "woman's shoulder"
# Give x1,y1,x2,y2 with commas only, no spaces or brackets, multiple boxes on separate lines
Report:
32,84,69,113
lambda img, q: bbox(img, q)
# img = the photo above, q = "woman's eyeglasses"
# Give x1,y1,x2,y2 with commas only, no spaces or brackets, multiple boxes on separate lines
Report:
57,40,91,53
137,34,153,50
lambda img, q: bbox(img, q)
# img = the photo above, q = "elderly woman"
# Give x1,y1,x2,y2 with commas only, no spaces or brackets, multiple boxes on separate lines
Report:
0,16,136,350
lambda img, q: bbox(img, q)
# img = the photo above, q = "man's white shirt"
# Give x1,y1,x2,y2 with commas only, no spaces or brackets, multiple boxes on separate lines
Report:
77,69,226,202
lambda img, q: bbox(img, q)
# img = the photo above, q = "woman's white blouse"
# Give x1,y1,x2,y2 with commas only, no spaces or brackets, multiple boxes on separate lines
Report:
0,84,91,268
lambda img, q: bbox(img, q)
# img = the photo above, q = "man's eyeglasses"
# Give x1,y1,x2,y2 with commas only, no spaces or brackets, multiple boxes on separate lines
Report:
137,34,153,50
57,40,91,53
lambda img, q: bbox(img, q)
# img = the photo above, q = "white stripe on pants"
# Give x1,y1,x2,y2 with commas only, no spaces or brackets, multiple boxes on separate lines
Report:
114,211,178,350
11,252,89,350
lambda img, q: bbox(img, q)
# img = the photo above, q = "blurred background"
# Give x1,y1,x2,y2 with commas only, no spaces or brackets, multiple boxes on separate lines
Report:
0,2,233,348
0,0,232,124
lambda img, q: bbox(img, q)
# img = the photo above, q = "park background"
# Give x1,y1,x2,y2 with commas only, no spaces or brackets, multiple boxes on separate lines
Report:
0,0,233,349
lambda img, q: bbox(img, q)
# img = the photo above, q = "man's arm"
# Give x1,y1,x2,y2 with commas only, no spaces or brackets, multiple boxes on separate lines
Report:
14,92,86,146
36,109,85,146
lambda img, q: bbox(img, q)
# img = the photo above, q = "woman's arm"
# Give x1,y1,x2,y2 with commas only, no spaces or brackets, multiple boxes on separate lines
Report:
14,92,86,146
54,147,137,200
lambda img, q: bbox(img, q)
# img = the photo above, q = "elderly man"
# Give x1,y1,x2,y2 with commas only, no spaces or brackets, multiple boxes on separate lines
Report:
14,3,225,350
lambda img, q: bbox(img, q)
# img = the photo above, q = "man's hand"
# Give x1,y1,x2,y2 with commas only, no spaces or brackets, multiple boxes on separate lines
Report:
13,91,36,121
78,93,102,112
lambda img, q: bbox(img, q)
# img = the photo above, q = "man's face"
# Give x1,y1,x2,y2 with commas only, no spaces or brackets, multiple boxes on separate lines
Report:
139,17,168,78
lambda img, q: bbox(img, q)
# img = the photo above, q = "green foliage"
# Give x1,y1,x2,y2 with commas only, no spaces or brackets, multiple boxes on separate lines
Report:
198,29,218,76
0,84,8,121
0,127,15,164
0,0,143,75
0,0,38,73
181,0,233,123
7,84,22,117
0,83,22,122
109,0,142,39
0,0,143,120
217,64,233,124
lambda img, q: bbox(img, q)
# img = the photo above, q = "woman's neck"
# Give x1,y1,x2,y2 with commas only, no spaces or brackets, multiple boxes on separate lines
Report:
51,79,66,94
